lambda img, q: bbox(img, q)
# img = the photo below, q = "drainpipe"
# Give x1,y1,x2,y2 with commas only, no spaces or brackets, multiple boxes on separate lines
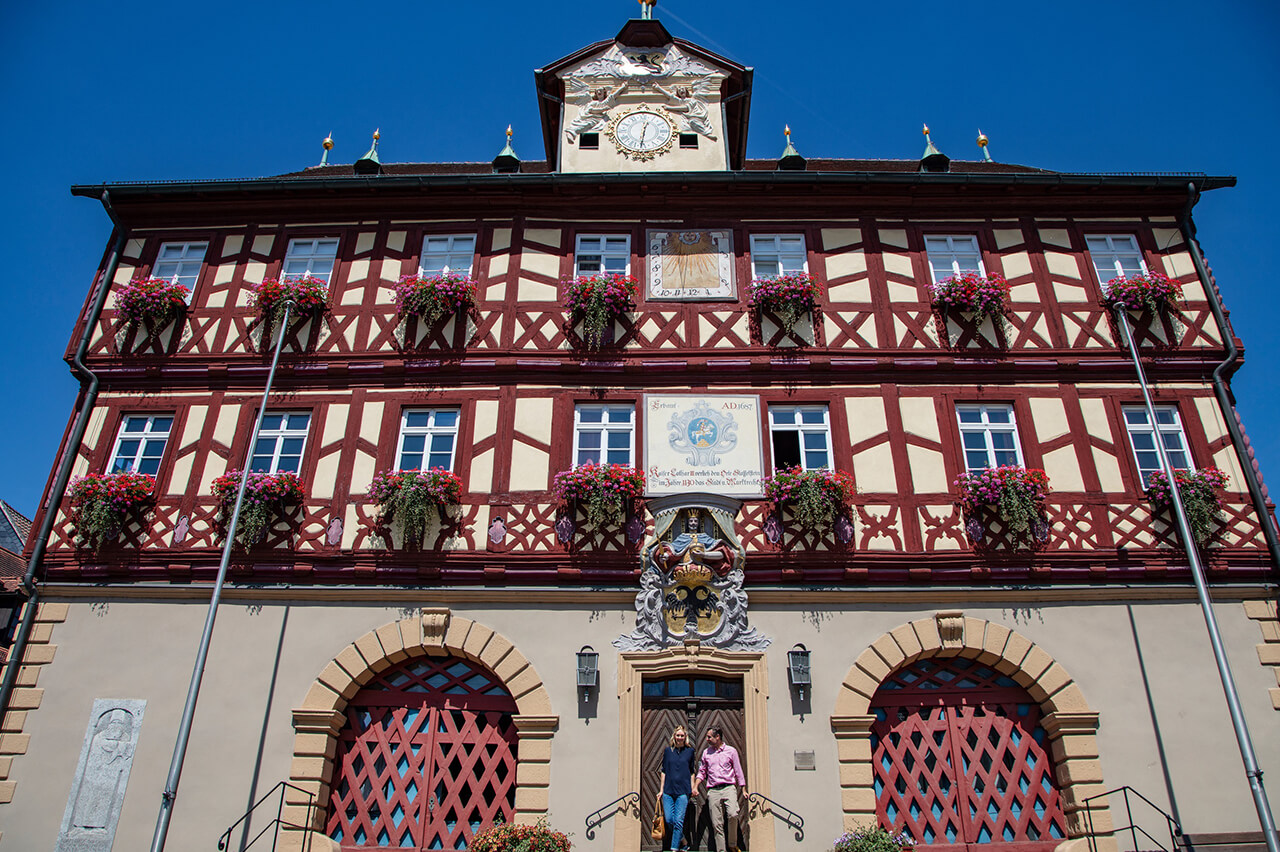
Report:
1180,182,1280,568
150,300,297,852
1115,308,1278,852
0,190,121,729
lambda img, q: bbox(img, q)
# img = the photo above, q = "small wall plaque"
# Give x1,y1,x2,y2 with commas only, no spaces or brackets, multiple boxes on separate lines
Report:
794,749,816,771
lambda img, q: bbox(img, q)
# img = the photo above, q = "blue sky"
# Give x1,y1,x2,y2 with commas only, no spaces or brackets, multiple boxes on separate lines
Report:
1,0,1277,519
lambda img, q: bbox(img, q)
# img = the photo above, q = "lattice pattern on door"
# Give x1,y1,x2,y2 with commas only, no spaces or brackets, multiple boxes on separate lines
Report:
326,656,519,850
871,657,1067,851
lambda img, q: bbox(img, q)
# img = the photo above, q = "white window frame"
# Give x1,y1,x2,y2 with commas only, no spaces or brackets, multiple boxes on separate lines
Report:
108,414,173,476
573,404,635,467
151,241,207,298
956,403,1025,472
749,234,808,279
1122,405,1193,486
925,235,985,284
395,408,461,471
282,238,339,284
768,404,833,471
1086,234,1147,283
574,235,631,277
249,411,311,474
419,235,476,276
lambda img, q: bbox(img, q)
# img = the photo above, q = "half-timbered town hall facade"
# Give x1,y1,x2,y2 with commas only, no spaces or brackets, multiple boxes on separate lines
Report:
2,16,1278,852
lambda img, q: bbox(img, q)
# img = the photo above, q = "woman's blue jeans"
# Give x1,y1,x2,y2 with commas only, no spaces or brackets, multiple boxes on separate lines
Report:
661,793,689,850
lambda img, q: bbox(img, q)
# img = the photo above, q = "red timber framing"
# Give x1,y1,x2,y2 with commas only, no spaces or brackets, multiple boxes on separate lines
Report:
870,656,1068,852
40,176,1271,586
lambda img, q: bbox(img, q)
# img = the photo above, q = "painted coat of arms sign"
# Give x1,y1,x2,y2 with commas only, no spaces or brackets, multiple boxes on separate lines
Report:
645,395,764,497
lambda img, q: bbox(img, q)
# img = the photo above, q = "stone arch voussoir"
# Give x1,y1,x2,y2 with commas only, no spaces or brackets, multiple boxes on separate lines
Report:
829,611,1114,852
282,608,558,851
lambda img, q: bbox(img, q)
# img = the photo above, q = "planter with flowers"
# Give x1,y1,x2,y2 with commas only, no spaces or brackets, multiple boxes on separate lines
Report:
748,272,823,341
394,272,477,337
68,471,156,550
116,277,190,330
552,462,646,531
561,274,637,349
470,819,572,852
831,825,915,852
251,275,329,324
763,466,856,532
930,272,1010,344
1146,466,1228,545
1103,272,1182,315
955,465,1050,544
368,468,464,547
211,469,306,547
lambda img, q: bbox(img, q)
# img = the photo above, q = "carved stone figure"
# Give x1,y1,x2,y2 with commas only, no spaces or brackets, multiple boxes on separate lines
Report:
655,512,735,577
655,81,718,139
565,81,627,142
58,699,146,852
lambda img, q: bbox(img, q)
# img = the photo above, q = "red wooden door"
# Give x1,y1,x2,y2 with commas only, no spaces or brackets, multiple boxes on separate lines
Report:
871,657,1067,852
326,656,519,850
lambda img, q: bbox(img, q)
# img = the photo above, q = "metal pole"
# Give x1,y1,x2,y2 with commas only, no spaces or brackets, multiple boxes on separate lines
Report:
150,300,296,852
1116,308,1278,852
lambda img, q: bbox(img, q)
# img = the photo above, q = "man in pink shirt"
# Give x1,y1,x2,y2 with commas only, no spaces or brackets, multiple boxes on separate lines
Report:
693,726,745,852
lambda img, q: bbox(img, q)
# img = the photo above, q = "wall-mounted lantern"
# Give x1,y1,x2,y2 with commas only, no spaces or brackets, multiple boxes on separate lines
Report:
787,644,811,701
576,646,599,702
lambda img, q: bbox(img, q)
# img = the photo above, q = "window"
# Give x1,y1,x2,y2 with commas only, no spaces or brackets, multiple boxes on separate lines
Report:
109,415,173,475
152,242,207,294
249,412,311,473
579,133,599,150
1123,405,1191,486
574,404,634,466
924,235,983,283
769,405,831,470
679,133,698,149
574,235,630,276
1086,234,1146,283
750,235,807,279
396,409,460,471
956,404,1023,472
419,235,476,276
282,238,339,283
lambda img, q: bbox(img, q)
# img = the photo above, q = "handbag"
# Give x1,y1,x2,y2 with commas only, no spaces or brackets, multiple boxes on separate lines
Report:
651,794,666,840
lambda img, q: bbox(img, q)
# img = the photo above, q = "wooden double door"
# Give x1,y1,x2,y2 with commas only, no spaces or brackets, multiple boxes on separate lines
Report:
640,675,748,852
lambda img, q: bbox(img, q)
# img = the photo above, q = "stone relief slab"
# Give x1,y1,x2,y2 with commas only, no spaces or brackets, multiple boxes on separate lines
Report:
644,394,763,497
57,699,146,852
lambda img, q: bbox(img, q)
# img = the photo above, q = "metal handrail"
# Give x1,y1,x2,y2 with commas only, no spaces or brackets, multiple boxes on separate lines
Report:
1083,785,1181,852
747,791,804,842
585,791,640,840
217,780,315,852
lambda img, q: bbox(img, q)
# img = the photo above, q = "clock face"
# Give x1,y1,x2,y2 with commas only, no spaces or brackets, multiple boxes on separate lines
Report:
610,110,674,159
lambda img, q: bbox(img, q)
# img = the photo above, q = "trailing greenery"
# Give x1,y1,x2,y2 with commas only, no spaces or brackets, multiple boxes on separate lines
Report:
469,819,572,852
211,469,305,547
831,825,915,852
1146,467,1228,544
955,465,1051,538
368,468,464,545
115,277,190,327
552,462,645,529
560,274,636,349
747,271,822,335
250,275,329,326
393,273,477,327
762,466,856,529
68,471,156,550
1104,272,1182,314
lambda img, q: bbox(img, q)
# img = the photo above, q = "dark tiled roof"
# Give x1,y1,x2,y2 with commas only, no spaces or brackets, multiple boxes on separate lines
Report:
0,503,31,556
0,548,25,593
272,158,1051,179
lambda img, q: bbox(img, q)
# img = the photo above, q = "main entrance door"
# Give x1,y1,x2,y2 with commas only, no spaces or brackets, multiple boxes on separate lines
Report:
870,657,1067,852
640,675,747,852
326,656,520,850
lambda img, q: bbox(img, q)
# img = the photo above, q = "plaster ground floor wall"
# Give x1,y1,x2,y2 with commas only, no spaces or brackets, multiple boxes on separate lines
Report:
1,586,1277,851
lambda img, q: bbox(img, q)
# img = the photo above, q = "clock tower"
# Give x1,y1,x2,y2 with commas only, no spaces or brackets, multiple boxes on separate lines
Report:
535,18,753,173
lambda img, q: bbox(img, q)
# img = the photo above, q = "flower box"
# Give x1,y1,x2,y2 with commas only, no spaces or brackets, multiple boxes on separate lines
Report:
1104,272,1182,314
552,462,645,529
561,274,637,349
115,277,190,328
470,820,572,852
955,465,1050,540
930,272,1009,325
747,272,822,336
762,466,856,530
368,468,463,545
831,825,915,852
1146,466,1228,543
68,471,156,550
393,273,477,327
250,275,329,325
211,469,305,546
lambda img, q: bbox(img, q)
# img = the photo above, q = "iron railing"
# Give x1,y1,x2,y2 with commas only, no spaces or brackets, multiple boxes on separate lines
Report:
217,780,316,852
747,791,804,841
1084,785,1181,852
584,791,640,840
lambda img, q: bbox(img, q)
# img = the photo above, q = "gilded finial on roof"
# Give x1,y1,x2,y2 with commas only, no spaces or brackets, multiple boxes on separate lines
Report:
638,0,657,20
319,132,334,167
507,124,513,141
923,123,931,137
778,124,805,171
976,128,993,162
355,129,383,175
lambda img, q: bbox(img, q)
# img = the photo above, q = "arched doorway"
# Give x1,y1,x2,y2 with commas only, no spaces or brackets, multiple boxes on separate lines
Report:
870,656,1068,851
325,655,520,850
